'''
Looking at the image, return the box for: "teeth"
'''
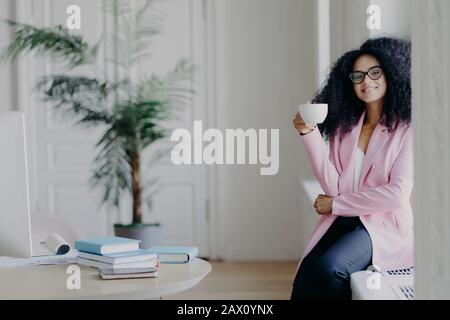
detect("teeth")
[363,87,377,93]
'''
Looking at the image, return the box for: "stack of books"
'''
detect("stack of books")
[75,237,159,278]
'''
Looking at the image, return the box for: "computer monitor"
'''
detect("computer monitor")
[0,112,33,258]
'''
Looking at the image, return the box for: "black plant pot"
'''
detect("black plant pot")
[114,223,163,249]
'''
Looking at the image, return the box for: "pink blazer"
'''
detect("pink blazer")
[297,110,414,273]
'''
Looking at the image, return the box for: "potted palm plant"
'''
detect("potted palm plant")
[1,0,194,248]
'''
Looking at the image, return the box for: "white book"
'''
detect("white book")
[77,257,159,269]
[99,267,158,280]
[77,250,157,264]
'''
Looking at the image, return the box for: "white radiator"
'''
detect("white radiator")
[351,267,414,300]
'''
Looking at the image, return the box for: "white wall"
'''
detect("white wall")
[213,0,317,260]
[315,0,331,88]
[369,0,411,39]
[0,0,15,111]
[329,0,411,63]
[412,0,450,300]
[330,0,370,63]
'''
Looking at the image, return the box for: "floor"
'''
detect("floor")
[165,261,298,300]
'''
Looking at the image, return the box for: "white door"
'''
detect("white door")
[13,0,210,256]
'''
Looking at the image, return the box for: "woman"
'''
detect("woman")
[291,37,413,300]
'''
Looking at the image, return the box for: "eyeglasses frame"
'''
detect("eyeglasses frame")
[349,65,384,84]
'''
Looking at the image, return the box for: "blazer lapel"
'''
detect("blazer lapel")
[358,119,391,189]
[340,110,366,172]
[339,110,392,192]
[335,111,365,194]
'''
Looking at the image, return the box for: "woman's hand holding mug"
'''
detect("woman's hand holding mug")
[293,102,328,135]
[293,113,316,135]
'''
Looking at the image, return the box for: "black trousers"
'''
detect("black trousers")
[291,216,373,300]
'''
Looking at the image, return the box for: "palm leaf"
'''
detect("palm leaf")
[37,75,115,127]
[102,0,133,16]
[105,0,165,71]
[91,127,131,206]
[138,58,196,111]
[1,20,97,68]
[133,100,170,148]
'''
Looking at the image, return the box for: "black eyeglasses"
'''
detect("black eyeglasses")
[349,66,383,84]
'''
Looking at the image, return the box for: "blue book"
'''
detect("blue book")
[146,246,198,263]
[75,237,141,255]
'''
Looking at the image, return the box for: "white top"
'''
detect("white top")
[353,147,365,192]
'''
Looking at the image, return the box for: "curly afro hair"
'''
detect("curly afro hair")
[313,37,411,140]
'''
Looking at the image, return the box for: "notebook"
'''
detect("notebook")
[146,246,198,263]
[77,257,159,269]
[78,249,157,264]
[99,267,158,280]
[75,237,140,254]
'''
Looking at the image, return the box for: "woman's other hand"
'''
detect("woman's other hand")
[314,194,334,215]
[293,113,316,135]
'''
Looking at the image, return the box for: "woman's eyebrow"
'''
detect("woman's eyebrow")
[352,65,381,73]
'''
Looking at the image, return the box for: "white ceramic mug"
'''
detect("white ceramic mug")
[298,103,328,124]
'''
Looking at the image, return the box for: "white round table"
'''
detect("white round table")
[0,258,211,299]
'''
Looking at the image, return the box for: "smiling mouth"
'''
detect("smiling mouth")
[362,87,378,93]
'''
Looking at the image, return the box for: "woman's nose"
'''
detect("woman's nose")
[362,76,375,86]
